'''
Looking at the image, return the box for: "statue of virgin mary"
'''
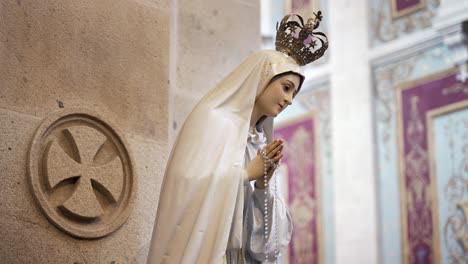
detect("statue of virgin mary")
[147,13,328,264]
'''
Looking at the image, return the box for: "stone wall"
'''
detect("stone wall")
[0,0,260,262]
[169,0,261,143]
[0,0,170,262]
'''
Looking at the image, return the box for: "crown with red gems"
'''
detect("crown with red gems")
[275,12,329,66]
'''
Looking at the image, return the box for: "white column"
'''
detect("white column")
[260,0,273,37]
[328,0,378,263]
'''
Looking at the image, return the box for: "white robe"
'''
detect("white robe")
[147,50,303,264]
[225,126,292,263]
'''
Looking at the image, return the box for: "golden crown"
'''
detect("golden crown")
[275,12,329,66]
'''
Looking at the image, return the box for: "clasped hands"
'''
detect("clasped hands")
[245,139,283,189]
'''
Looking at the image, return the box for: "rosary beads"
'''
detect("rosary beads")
[261,148,279,263]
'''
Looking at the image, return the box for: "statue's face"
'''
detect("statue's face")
[255,74,301,117]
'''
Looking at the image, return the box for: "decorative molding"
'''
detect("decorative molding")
[28,109,135,239]
[426,100,468,264]
[374,54,423,159]
[370,28,442,67]
[450,201,468,262]
[371,0,440,46]
[373,36,454,162]
[396,68,468,264]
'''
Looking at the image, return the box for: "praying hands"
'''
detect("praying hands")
[245,139,283,188]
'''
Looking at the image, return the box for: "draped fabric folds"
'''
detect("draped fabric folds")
[147,50,303,264]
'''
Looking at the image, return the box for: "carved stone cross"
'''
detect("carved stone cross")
[46,126,123,220]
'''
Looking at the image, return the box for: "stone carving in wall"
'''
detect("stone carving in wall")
[28,109,135,239]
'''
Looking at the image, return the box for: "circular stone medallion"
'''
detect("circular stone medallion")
[28,109,135,239]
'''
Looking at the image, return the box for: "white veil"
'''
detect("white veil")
[147,50,303,264]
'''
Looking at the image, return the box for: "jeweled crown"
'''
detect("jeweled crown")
[275,12,329,66]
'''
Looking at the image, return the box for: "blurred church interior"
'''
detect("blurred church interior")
[0,0,467,263]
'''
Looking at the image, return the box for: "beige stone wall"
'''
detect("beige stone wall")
[0,0,260,263]
[0,0,170,262]
[169,0,261,142]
